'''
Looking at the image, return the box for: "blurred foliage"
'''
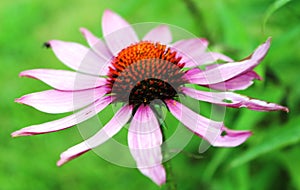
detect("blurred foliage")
[1,0,300,189]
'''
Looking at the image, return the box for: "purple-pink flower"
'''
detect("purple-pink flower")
[12,10,288,185]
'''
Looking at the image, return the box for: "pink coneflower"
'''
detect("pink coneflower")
[12,10,288,185]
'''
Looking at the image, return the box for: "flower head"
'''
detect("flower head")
[12,10,288,185]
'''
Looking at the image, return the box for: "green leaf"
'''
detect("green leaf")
[263,0,292,32]
[214,1,249,50]
[229,117,300,168]
[278,147,300,189]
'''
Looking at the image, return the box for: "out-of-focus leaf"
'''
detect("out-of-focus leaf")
[214,1,249,50]
[229,117,300,168]
[249,161,280,190]
[278,147,300,189]
[263,0,292,32]
[203,148,230,181]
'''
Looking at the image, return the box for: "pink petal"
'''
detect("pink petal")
[57,105,133,166]
[207,70,262,91]
[165,100,251,147]
[11,96,114,137]
[182,87,288,112]
[183,38,271,84]
[80,28,113,60]
[209,52,234,63]
[212,127,252,147]
[128,105,166,185]
[172,38,208,65]
[47,40,109,75]
[15,87,108,114]
[184,52,233,68]
[20,69,107,91]
[102,10,139,56]
[143,25,172,44]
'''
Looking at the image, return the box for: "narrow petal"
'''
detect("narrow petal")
[185,68,261,90]
[11,96,114,137]
[184,52,233,68]
[15,87,108,114]
[57,105,133,166]
[182,87,288,112]
[172,38,208,65]
[143,25,172,44]
[207,71,261,91]
[208,52,233,63]
[128,105,166,185]
[80,28,113,60]
[185,52,233,67]
[183,38,271,84]
[20,69,107,91]
[102,10,139,56]
[212,127,252,147]
[47,40,109,75]
[165,100,251,147]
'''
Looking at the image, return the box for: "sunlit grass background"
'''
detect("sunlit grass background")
[1,0,300,189]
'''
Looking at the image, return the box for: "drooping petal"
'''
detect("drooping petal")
[143,25,172,44]
[128,105,166,185]
[183,38,271,84]
[15,87,108,114]
[182,87,289,112]
[165,100,251,147]
[20,69,107,91]
[184,52,233,68]
[212,127,252,147]
[80,27,113,60]
[189,52,233,67]
[207,70,262,91]
[102,10,139,56]
[47,40,109,76]
[11,96,114,137]
[57,105,133,166]
[172,38,208,65]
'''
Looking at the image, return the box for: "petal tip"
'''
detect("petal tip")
[11,131,20,137]
[56,159,66,167]
[46,40,58,47]
[11,130,30,137]
[155,167,167,186]
[158,24,168,29]
[212,128,253,147]
[19,71,27,77]
[79,27,90,41]
[265,37,272,48]
[79,27,87,34]
[200,38,209,46]
[283,107,289,113]
[157,177,166,186]
[43,41,51,48]
[15,97,25,104]
[57,152,71,167]
[103,9,113,15]
[103,9,116,20]
[44,39,59,48]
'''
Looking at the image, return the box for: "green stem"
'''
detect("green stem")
[151,105,177,189]
[163,157,177,190]
[161,127,177,190]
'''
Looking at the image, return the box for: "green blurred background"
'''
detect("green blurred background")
[1,0,300,189]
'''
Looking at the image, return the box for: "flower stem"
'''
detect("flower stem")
[163,157,177,190]
[161,126,177,190]
[152,105,178,189]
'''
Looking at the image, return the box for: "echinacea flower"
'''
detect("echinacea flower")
[12,10,288,185]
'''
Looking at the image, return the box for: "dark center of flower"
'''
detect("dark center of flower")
[107,41,186,107]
